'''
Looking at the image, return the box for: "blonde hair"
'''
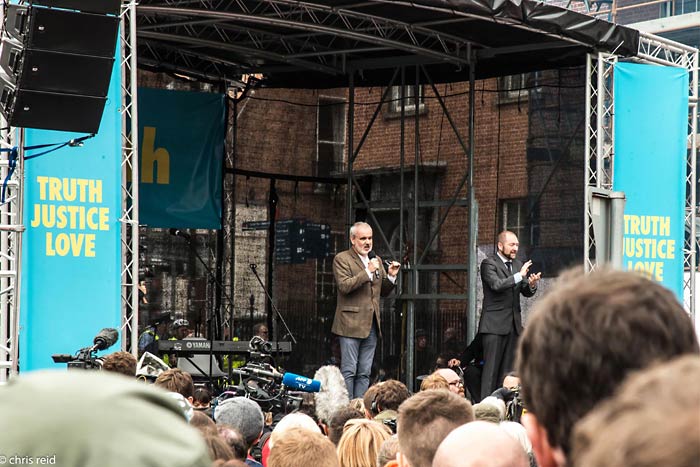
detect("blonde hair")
[420,372,449,391]
[268,427,338,467]
[337,419,392,467]
[349,397,366,413]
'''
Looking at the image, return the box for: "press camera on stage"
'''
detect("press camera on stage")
[51,327,118,370]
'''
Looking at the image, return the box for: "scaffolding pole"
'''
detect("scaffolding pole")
[120,1,140,353]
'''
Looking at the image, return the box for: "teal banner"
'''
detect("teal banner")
[138,88,224,229]
[613,62,688,299]
[20,45,123,370]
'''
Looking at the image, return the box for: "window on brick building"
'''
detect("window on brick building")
[499,74,528,102]
[500,198,531,246]
[316,231,344,300]
[388,85,425,114]
[316,97,346,178]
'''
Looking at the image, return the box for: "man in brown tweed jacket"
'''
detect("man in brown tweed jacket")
[332,221,400,398]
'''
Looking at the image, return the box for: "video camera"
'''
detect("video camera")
[215,337,320,415]
[51,328,119,370]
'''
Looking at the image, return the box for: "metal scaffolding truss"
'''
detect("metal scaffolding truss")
[137,0,472,74]
[584,33,698,319]
[134,0,640,88]
[0,125,22,382]
[584,52,616,272]
[121,1,141,354]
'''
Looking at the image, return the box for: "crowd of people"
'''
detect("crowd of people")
[1,262,698,466]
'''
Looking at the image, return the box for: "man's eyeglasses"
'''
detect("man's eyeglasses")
[448,380,464,387]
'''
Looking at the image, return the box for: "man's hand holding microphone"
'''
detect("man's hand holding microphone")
[367,251,401,279]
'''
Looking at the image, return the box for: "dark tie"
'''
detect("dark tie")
[506,261,513,274]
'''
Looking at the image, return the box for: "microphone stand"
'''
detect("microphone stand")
[180,234,234,387]
[248,263,297,364]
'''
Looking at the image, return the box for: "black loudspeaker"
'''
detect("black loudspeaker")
[6,6,119,57]
[0,3,120,133]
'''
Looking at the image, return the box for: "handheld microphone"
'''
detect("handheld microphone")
[93,328,118,351]
[169,228,191,241]
[282,372,322,392]
[367,251,380,279]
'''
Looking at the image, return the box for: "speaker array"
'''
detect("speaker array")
[0,1,121,133]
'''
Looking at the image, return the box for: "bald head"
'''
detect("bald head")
[432,421,528,467]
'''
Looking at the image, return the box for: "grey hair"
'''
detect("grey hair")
[214,397,264,448]
[349,222,371,239]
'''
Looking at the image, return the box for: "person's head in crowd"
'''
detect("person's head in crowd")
[420,372,449,391]
[0,370,211,467]
[435,368,465,398]
[474,396,505,422]
[214,397,265,453]
[337,419,392,467]
[434,354,449,369]
[502,371,520,390]
[571,355,700,467]
[328,406,365,445]
[192,386,212,410]
[372,379,411,416]
[499,421,534,467]
[473,403,503,424]
[349,397,366,414]
[212,460,248,467]
[297,392,320,424]
[202,433,236,464]
[252,322,269,340]
[363,384,380,418]
[416,329,428,350]
[102,351,137,377]
[432,421,529,467]
[516,267,699,467]
[268,427,339,467]
[171,318,191,340]
[270,412,321,448]
[314,365,350,429]
[217,425,248,461]
[155,368,195,402]
[190,410,216,431]
[377,434,400,467]
[397,389,474,467]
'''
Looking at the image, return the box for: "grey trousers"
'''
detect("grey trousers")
[338,322,378,399]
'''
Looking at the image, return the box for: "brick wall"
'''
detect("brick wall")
[137,69,584,372]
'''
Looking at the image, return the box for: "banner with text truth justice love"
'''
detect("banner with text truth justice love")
[613,62,688,299]
[20,45,122,371]
[138,88,224,229]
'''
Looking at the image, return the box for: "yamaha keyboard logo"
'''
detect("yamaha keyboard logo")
[185,341,211,350]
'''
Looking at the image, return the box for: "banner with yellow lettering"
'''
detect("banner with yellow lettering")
[20,48,122,370]
[613,62,688,299]
[138,88,224,228]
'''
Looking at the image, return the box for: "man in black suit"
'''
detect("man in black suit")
[478,230,541,400]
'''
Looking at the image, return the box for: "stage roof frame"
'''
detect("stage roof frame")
[135,0,641,87]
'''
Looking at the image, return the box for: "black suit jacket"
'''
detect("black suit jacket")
[478,254,536,336]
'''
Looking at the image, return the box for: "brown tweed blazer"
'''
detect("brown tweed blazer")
[331,249,396,339]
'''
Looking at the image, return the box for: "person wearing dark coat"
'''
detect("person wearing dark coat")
[478,230,540,400]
